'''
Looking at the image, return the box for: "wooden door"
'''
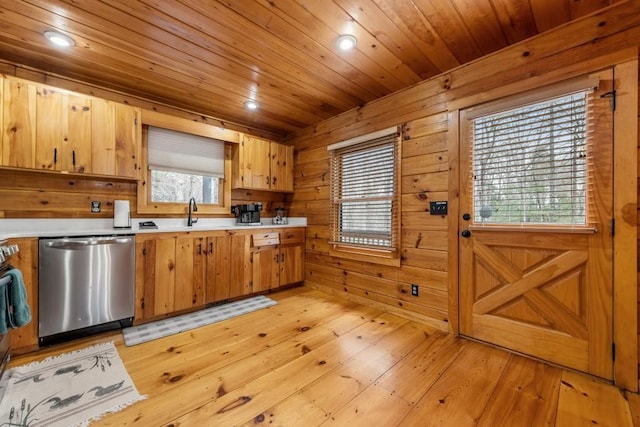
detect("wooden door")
[2,79,36,168]
[270,142,294,191]
[458,72,614,379]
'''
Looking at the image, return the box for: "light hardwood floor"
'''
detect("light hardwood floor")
[11,287,639,426]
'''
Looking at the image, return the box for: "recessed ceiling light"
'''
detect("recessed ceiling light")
[244,100,259,110]
[337,34,357,51]
[43,30,75,47]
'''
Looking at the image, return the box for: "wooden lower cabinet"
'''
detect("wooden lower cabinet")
[252,246,280,292]
[135,231,256,321]
[251,228,305,292]
[6,237,39,353]
[205,233,252,303]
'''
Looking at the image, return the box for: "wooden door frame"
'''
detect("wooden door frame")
[447,53,638,390]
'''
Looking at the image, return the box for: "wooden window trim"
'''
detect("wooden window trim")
[328,128,402,266]
[137,124,233,215]
[329,244,401,267]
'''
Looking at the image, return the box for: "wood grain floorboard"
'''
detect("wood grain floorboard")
[8,286,635,426]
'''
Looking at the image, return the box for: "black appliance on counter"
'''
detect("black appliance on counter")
[231,203,263,225]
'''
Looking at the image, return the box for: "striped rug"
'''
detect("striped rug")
[122,295,277,346]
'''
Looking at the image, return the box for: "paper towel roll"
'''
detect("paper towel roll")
[114,200,131,228]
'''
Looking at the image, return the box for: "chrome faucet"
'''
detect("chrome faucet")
[187,197,198,226]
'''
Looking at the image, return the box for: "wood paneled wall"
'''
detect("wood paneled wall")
[0,169,286,218]
[286,2,640,334]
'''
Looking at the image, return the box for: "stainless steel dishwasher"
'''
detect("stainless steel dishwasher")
[38,235,135,345]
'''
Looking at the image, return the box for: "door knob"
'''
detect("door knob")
[461,230,472,238]
[462,213,471,221]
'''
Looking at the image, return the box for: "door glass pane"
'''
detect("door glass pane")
[472,92,588,225]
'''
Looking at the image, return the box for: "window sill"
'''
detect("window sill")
[329,244,401,267]
[137,202,230,216]
[468,224,598,234]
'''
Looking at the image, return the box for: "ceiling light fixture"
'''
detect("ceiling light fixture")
[244,100,259,110]
[337,34,357,51]
[43,30,76,47]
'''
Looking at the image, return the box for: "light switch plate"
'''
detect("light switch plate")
[429,201,448,215]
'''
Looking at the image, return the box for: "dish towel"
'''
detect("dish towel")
[0,281,6,334]
[3,268,31,330]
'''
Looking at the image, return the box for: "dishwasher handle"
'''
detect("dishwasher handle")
[43,237,134,249]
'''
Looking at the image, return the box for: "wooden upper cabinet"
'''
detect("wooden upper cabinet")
[270,142,294,192]
[2,79,36,169]
[114,103,140,179]
[232,134,294,192]
[1,77,140,179]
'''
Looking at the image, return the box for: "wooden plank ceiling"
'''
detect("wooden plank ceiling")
[0,0,620,136]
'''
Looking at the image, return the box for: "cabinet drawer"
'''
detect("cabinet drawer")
[252,232,280,247]
[280,229,304,245]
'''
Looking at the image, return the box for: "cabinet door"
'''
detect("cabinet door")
[270,142,294,191]
[115,104,140,179]
[7,238,38,352]
[35,85,64,171]
[91,98,116,175]
[211,235,230,302]
[2,79,36,168]
[230,234,252,297]
[138,237,176,318]
[280,245,304,286]
[66,94,92,173]
[174,237,205,311]
[243,135,271,190]
[211,234,252,300]
[252,246,279,292]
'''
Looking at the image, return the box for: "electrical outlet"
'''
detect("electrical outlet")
[91,201,101,213]
[411,284,419,296]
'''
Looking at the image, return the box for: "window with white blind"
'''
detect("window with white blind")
[147,126,225,205]
[469,90,592,226]
[328,127,401,263]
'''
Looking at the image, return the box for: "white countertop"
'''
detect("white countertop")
[0,217,307,239]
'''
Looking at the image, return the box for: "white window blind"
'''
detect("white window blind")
[471,91,590,225]
[148,126,225,177]
[329,131,399,250]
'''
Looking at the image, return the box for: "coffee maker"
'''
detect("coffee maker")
[231,203,263,225]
